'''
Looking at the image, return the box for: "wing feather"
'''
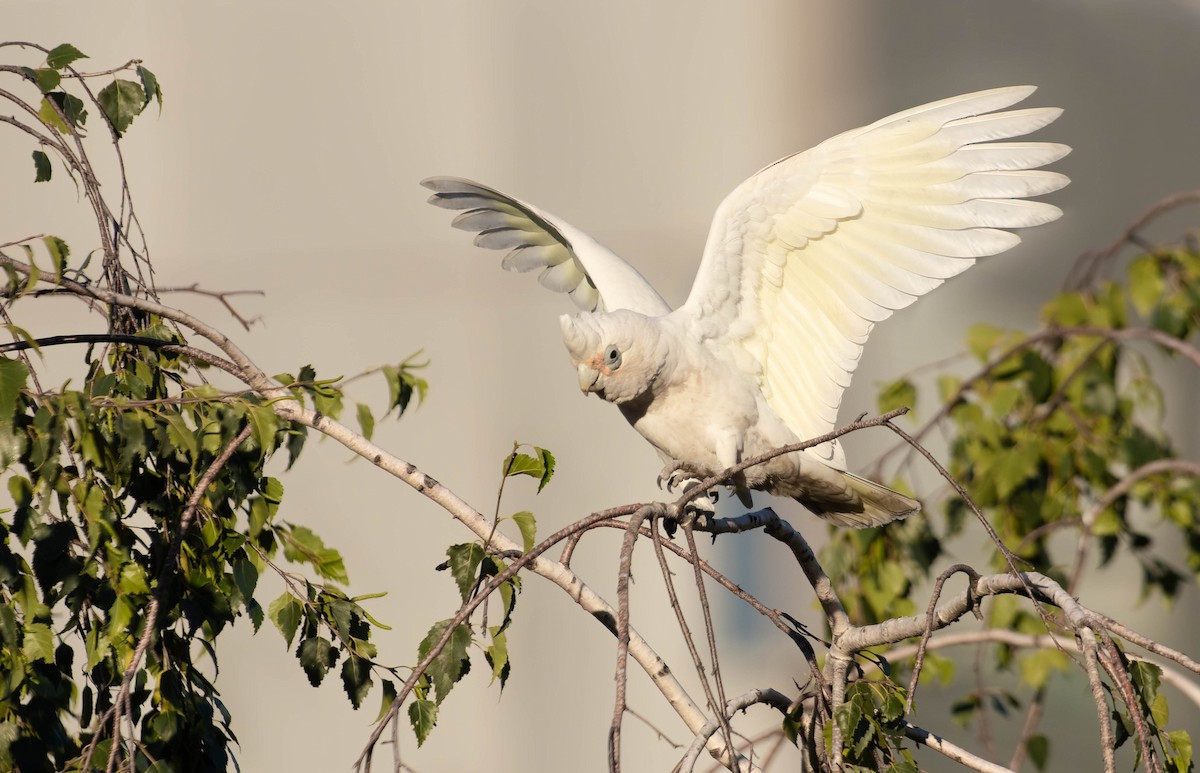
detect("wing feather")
[423,177,671,316]
[675,86,1069,458]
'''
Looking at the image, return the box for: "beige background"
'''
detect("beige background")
[3,2,1199,771]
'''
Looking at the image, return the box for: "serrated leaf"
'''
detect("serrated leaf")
[374,678,397,723]
[248,598,265,633]
[268,592,303,647]
[297,636,338,686]
[485,627,509,688]
[511,511,537,552]
[247,404,279,456]
[536,446,555,492]
[46,43,87,70]
[24,66,61,93]
[22,622,54,663]
[1165,730,1192,772]
[504,451,543,479]
[282,525,349,584]
[42,236,68,280]
[417,620,472,704]
[32,150,51,182]
[97,79,145,136]
[0,359,29,419]
[408,698,437,746]
[39,92,87,134]
[341,656,373,709]
[137,65,162,109]
[445,543,484,602]
[356,402,375,441]
[233,558,258,601]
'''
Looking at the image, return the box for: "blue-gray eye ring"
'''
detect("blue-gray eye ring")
[605,346,621,369]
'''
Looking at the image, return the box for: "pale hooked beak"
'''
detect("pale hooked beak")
[577,364,600,394]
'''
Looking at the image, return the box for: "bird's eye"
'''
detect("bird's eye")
[605,345,622,370]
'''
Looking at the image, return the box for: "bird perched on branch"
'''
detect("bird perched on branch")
[424,86,1069,527]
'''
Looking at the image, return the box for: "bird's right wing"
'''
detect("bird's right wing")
[422,177,672,316]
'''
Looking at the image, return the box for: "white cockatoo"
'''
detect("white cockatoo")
[424,86,1068,527]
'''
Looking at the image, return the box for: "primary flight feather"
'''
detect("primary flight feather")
[424,86,1069,527]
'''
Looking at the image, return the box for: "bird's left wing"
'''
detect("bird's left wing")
[423,177,671,316]
[675,86,1070,463]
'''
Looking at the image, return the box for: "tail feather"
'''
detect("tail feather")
[802,472,920,528]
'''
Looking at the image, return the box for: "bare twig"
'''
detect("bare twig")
[1067,189,1200,289]
[610,504,658,773]
[677,689,791,773]
[683,525,736,764]
[905,564,981,713]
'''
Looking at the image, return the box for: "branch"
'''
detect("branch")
[677,689,791,773]
[902,723,1015,773]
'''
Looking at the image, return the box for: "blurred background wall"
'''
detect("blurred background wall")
[2,2,1198,770]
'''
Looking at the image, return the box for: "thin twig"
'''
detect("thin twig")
[905,564,981,713]
[677,689,791,773]
[609,504,658,773]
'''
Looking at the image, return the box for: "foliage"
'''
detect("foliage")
[818,239,1200,769]
[0,45,427,772]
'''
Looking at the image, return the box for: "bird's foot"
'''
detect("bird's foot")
[662,481,716,536]
[657,461,708,493]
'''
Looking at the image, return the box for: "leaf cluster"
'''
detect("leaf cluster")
[820,240,1200,770]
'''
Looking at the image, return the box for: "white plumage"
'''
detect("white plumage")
[425,86,1069,527]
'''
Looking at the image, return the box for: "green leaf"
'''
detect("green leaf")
[374,678,397,723]
[1027,734,1049,771]
[46,43,87,70]
[1019,649,1069,689]
[536,446,555,492]
[0,358,29,419]
[485,627,510,688]
[39,91,88,133]
[268,592,303,647]
[1128,255,1165,318]
[505,452,543,479]
[97,79,146,136]
[417,620,472,704]
[341,656,373,709]
[445,543,484,602]
[878,377,917,418]
[24,66,61,93]
[32,150,51,182]
[42,236,68,280]
[356,402,375,441]
[22,622,54,663]
[233,558,258,601]
[512,511,537,552]
[137,65,163,109]
[282,525,349,584]
[1150,692,1169,727]
[297,636,338,686]
[1165,730,1192,772]
[967,323,1007,361]
[247,404,279,455]
[408,698,437,746]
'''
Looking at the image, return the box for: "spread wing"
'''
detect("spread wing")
[423,177,671,317]
[675,86,1070,465]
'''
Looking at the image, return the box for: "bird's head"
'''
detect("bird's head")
[559,310,664,405]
